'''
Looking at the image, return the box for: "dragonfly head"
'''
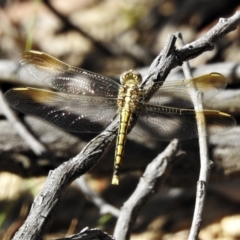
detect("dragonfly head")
[120,70,142,85]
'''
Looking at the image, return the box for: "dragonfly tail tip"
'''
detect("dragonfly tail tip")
[111,175,119,185]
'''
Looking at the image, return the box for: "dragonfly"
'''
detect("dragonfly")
[4,51,235,185]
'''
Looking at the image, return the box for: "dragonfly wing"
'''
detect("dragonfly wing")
[5,88,117,133]
[20,51,120,98]
[132,105,235,141]
[149,73,227,108]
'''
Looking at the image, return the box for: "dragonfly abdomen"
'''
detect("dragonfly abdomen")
[112,107,132,185]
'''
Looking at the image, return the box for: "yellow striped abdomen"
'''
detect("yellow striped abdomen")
[112,108,132,185]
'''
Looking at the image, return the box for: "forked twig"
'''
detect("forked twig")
[176,32,212,240]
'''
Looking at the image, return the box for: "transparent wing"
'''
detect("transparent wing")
[20,51,120,98]
[148,73,227,108]
[5,87,118,133]
[132,105,236,141]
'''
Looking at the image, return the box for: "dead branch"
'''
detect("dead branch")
[175,32,210,240]
[12,119,118,240]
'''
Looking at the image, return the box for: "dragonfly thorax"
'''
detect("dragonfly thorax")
[120,70,142,85]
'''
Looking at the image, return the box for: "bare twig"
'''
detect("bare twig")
[113,139,181,240]
[56,227,114,240]
[75,176,120,217]
[176,32,211,240]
